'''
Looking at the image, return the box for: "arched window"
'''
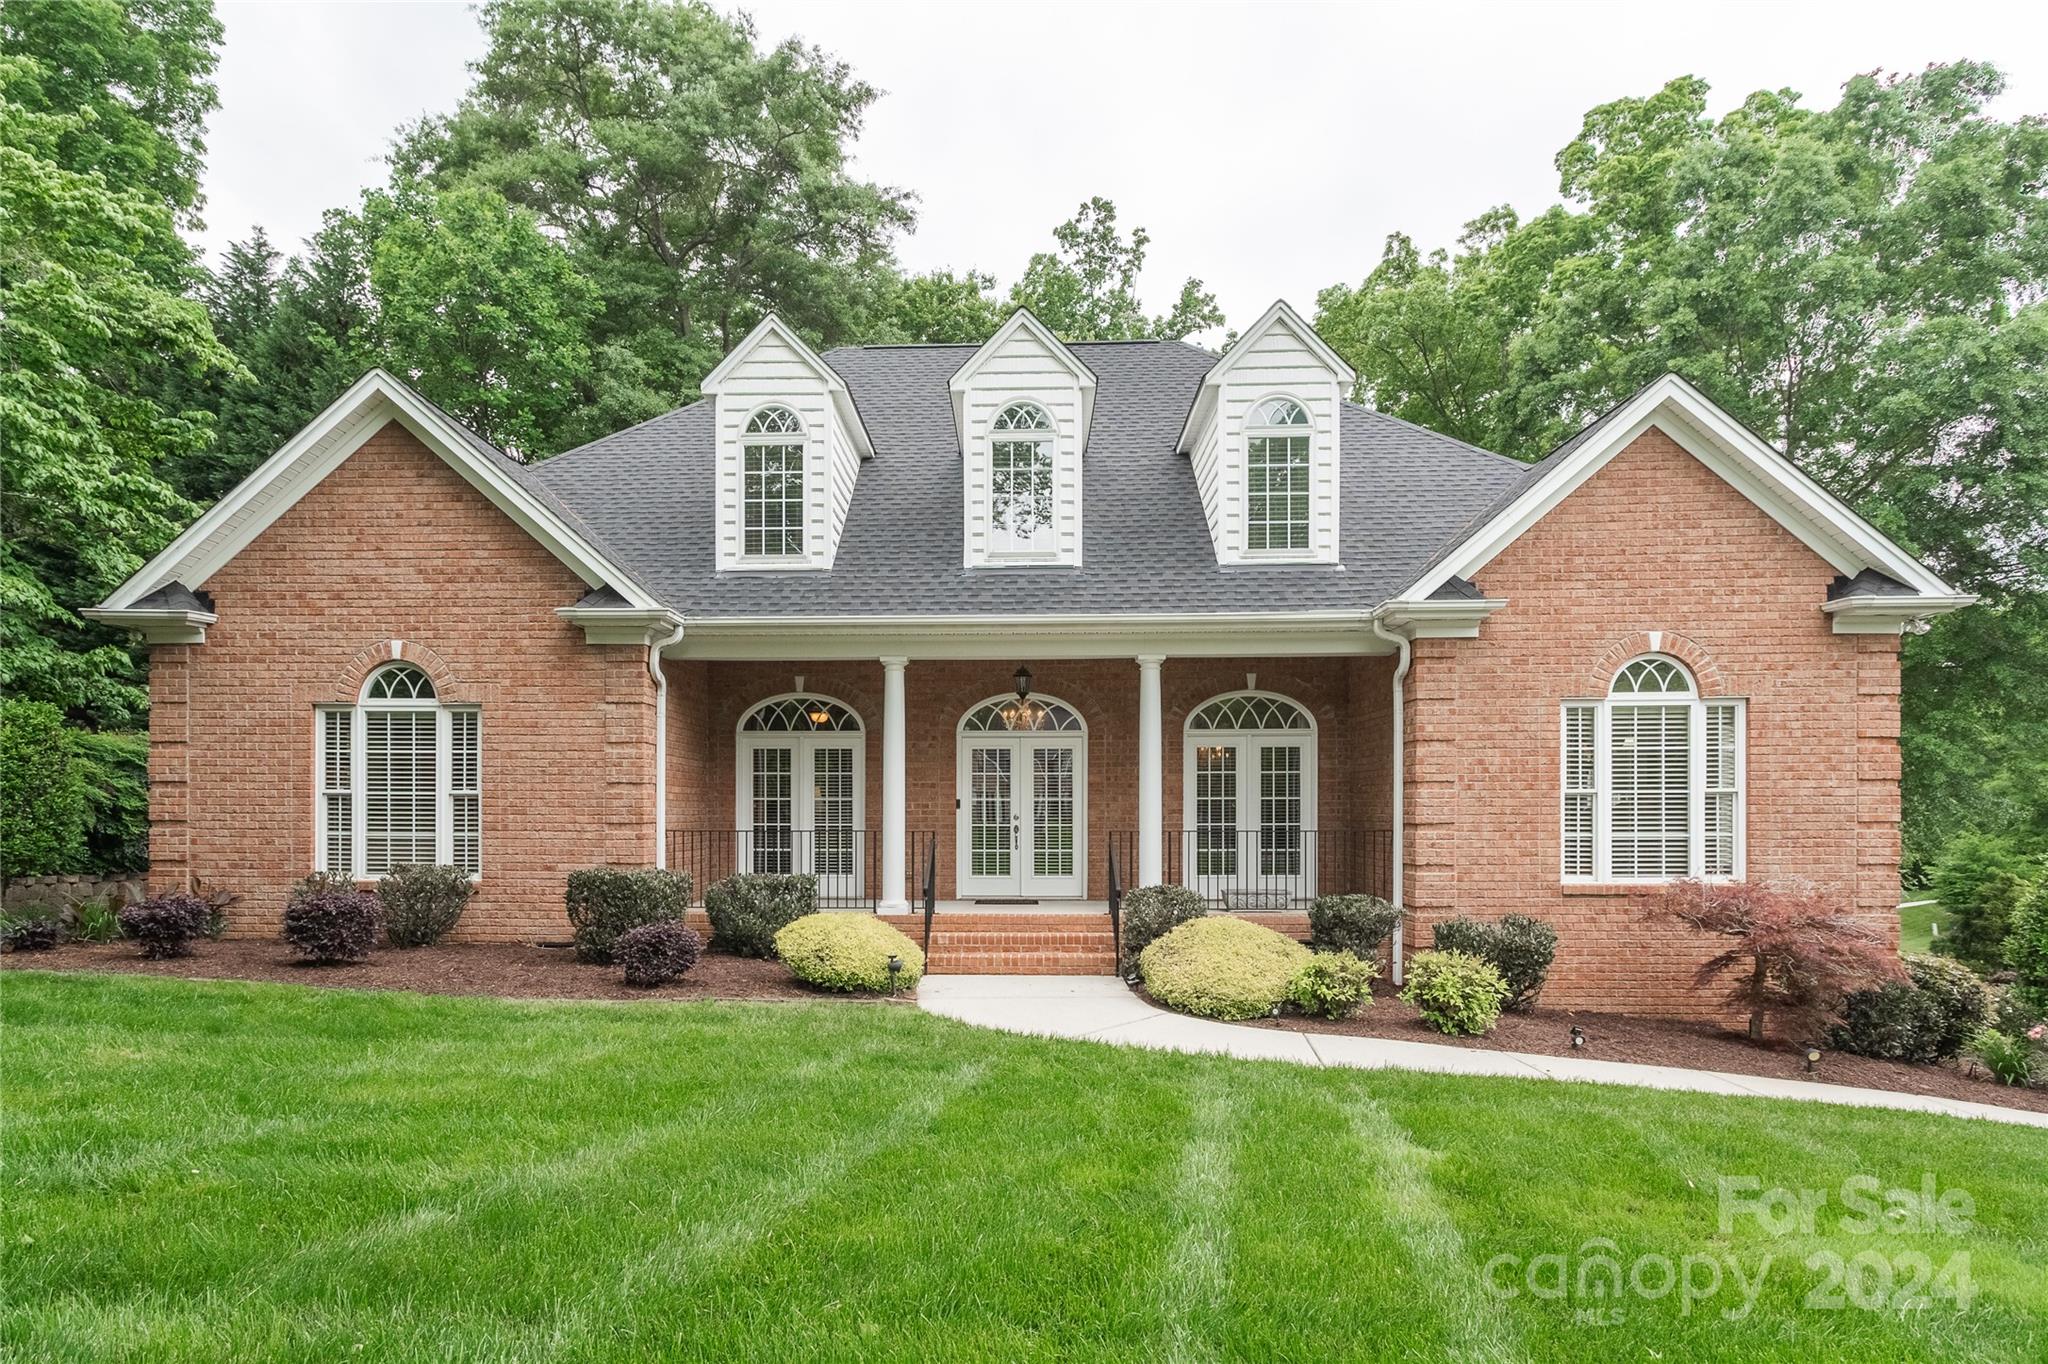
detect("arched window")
[1562,655,1743,881]
[959,696,1085,732]
[317,663,481,880]
[989,401,1055,555]
[742,405,805,558]
[735,695,864,885]
[1245,397,1311,553]
[1183,691,1317,886]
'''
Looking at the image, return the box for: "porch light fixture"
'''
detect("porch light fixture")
[997,665,1038,731]
[805,702,835,728]
[1013,666,1033,700]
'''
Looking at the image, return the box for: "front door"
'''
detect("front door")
[957,735,1086,898]
[1190,735,1313,904]
[741,735,863,901]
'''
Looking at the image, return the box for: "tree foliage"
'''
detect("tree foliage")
[1010,196,1222,341]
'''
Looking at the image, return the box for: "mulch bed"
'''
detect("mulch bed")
[1,939,910,1005]
[1217,978,2048,1114]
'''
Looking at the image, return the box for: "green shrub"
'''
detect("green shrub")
[1831,954,1991,1063]
[775,913,923,992]
[1400,949,1508,1036]
[1117,884,1208,973]
[1,700,89,879]
[703,873,815,958]
[1968,1027,2041,1087]
[615,920,703,987]
[2004,882,2048,1015]
[283,887,382,963]
[1930,832,2038,972]
[1287,950,1378,1019]
[193,880,239,940]
[1991,987,2043,1041]
[119,892,209,959]
[1,905,64,952]
[564,868,691,964]
[68,895,123,943]
[71,729,148,873]
[1307,894,1400,958]
[1431,914,1558,1011]
[290,870,361,905]
[380,864,476,947]
[1138,916,1311,1021]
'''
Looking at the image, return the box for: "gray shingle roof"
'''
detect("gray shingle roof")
[530,340,1533,619]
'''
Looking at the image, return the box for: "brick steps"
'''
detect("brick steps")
[881,913,1117,975]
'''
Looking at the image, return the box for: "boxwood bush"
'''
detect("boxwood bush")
[118,891,211,959]
[1117,884,1208,974]
[1288,950,1378,1019]
[564,868,691,964]
[1831,953,1990,1063]
[2005,883,2048,1015]
[704,873,816,958]
[1431,913,1557,1011]
[1138,916,1311,1021]
[615,920,703,988]
[1400,949,1508,1036]
[775,913,923,992]
[1307,894,1400,958]
[381,863,475,947]
[283,887,382,964]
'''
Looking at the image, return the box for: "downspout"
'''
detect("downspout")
[1369,615,1412,985]
[648,620,687,868]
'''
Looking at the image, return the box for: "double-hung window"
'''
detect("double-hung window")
[317,663,482,879]
[1561,656,1743,882]
[1245,397,1312,552]
[742,405,805,558]
[989,401,1055,556]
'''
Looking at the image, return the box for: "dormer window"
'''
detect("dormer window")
[990,401,1056,555]
[1245,398,1312,553]
[742,405,805,558]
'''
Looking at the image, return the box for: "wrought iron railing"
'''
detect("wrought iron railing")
[667,829,937,913]
[920,837,938,953]
[1104,828,1393,911]
[1106,838,1124,965]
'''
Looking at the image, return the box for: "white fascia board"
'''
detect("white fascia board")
[97,369,665,613]
[701,314,874,458]
[1175,299,1354,455]
[555,606,687,646]
[673,610,1394,661]
[1821,592,1977,635]
[1399,375,1960,603]
[78,606,217,645]
[1372,598,1509,640]
[948,308,1098,455]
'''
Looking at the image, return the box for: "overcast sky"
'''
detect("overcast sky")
[200,0,2048,339]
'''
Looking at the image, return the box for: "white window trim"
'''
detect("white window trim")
[1180,691,1320,890]
[314,670,482,882]
[1561,662,1745,886]
[1241,393,1315,558]
[986,401,1059,563]
[740,406,808,563]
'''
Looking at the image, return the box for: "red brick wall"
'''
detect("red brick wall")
[157,423,658,941]
[1403,426,1902,1016]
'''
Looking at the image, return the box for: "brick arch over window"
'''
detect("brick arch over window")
[1588,631,1729,698]
[330,640,468,704]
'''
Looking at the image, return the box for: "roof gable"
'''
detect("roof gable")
[1175,300,1355,454]
[700,315,874,459]
[948,309,1098,453]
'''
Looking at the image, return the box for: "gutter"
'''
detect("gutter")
[1369,614,1412,986]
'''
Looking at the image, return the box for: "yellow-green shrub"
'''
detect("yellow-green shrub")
[1139,916,1311,1021]
[1400,949,1507,1036]
[775,913,924,992]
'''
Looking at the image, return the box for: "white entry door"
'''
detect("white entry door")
[957,734,1087,899]
[739,735,863,901]
[1189,735,1314,903]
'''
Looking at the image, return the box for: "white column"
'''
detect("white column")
[880,656,909,911]
[1137,654,1165,886]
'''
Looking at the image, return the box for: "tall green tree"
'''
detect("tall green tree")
[868,268,1006,344]
[1316,63,2048,862]
[394,0,913,427]
[1010,196,1223,341]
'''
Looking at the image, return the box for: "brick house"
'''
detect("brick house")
[88,302,1969,1009]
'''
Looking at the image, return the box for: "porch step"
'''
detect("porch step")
[882,912,1117,976]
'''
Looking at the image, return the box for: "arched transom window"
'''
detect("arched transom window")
[1187,693,1312,732]
[1245,397,1312,553]
[742,405,805,558]
[960,696,1084,732]
[1183,691,1317,886]
[1562,655,1744,881]
[740,696,863,732]
[735,694,864,885]
[989,401,1055,555]
[317,662,481,880]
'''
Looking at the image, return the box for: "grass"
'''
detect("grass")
[4,971,2046,1363]
[1901,897,1943,955]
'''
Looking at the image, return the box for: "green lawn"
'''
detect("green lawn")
[1901,898,1943,955]
[3,972,2044,1363]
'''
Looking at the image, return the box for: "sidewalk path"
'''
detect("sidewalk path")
[917,975,2048,1130]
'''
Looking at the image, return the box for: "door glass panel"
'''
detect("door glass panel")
[1032,746,1075,878]
[812,745,855,876]
[1259,744,1303,876]
[970,747,1012,878]
[751,746,793,873]
[1194,744,1238,876]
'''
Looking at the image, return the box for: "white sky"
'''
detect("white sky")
[200,0,2048,340]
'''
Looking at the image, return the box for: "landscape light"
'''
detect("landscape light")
[1569,1026,1585,1050]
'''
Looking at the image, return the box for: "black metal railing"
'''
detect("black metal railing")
[667,829,937,912]
[920,838,938,953]
[1106,838,1124,965]
[1104,828,1393,911]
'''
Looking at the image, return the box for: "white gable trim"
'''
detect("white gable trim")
[95,369,664,613]
[948,309,1098,454]
[1175,299,1355,455]
[1398,375,1963,606]
[701,315,874,459]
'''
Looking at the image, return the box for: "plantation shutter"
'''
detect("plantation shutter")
[1703,701,1741,877]
[1608,703,1691,879]
[1561,704,1595,876]
[450,709,481,876]
[365,708,437,874]
[319,709,353,874]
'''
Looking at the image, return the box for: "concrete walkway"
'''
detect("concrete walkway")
[917,975,2048,1130]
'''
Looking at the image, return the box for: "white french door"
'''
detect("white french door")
[957,735,1087,898]
[737,735,863,901]
[1187,735,1315,902]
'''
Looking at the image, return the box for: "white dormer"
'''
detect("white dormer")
[700,315,873,571]
[1176,300,1354,565]
[950,309,1096,567]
